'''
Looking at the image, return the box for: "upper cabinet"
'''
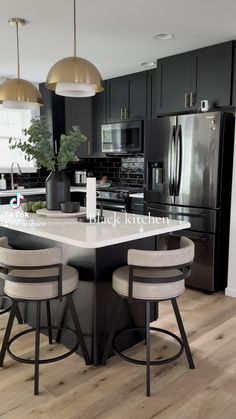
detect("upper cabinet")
[92,87,107,157]
[106,72,147,122]
[155,41,233,116]
[156,53,196,115]
[65,97,93,158]
[195,42,233,108]
[39,83,65,153]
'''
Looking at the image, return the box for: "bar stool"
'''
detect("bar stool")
[102,236,195,397]
[0,237,22,323]
[0,246,91,395]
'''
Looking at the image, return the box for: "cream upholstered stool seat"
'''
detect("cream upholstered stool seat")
[0,245,90,395]
[113,266,185,300]
[103,236,195,397]
[5,265,78,300]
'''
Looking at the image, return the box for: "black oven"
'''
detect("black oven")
[101,121,143,154]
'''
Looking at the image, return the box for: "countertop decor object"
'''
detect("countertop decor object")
[60,201,80,213]
[0,18,43,110]
[9,117,87,210]
[46,0,103,97]
[36,208,85,218]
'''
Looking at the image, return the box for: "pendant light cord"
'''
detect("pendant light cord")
[73,0,77,57]
[16,21,20,79]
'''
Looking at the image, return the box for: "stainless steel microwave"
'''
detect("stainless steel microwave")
[101,121,143,154]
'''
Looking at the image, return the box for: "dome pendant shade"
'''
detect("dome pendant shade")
[0,78,43,109]
[0,18,43,110]
[46,56,103,96]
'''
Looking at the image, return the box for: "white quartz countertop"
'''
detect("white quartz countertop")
[0,205,190,249]
[0,186,86,197]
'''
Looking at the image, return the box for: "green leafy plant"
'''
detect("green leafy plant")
[9,117,87,171]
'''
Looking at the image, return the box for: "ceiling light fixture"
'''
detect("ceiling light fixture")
[0,18,43,110]
[46,0,103,97]
[153,33,174,41]
[140,61,156,68]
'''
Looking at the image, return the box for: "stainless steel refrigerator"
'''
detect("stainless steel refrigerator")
[144,112,235,292]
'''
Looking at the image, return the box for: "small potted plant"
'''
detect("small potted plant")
[9,117,87,210]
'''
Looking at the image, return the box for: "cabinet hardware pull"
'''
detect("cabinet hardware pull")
[184,93,189,108]
[125,108,128,119]
[88,141,91,155]
[54,140,58,155]
[120,108,123,120]
[190,91,194,107]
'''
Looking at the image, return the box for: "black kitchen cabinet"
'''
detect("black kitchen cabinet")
[147,68,158,119]
[92,87,107,157]
[231,42,236,106]
[106,72,147,122]
[156,53,196,115]
[106,77,129,122]
[156,41,233,115]
[65,97,93,158]
[39,83,65,153]
[129,197,144,214]
[195,42,233,108]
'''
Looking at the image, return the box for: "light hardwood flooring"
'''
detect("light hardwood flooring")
[0,289,236,419]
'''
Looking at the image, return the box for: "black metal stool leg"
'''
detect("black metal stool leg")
[34,301,41,396]
[171,298,195,369]
[67,294,91,365]
[15,305,23,324]
[101,298,124,365]
[24,301,28,323]
[154,301,159,320]
[145,301,151,397]
[0,300,18,366]
[56,298,68,343]
[46,301,53,344]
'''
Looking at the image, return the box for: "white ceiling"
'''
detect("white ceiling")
[0,0,236,83]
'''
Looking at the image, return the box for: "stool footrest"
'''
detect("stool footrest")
[7,326,79,365]
[0,295,12,315]
[112,326,184,366]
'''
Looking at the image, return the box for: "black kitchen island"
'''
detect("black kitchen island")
[0,206,189,364]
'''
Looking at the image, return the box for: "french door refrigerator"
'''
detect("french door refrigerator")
[144,112,235,292]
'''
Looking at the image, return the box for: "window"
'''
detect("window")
[0,106,39,173]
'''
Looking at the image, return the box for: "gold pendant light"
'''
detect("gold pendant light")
[0,18,43,110]
[46,0,103,97]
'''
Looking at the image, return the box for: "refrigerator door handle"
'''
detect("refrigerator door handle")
[168,126,176,196]
[174,124,182,196]
[147,207,207,218]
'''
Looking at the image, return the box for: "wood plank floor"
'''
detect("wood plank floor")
[0,289,236,419]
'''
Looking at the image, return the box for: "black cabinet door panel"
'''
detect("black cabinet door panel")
[196,42,233,107]
[65,97,92,158]
[107,77,129,122]
[157,54,196,115]
[129,72,147,120]
[92,89,106,157]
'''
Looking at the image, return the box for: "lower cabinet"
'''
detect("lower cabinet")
[129,197,144,214]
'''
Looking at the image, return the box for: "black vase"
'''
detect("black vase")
[46,171,70,210]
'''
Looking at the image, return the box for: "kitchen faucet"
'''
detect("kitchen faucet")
[11,162,22,190]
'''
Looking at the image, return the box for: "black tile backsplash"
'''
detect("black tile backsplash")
[3,168,50,190]
[2,157,144,189]
[70,156,144,187]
